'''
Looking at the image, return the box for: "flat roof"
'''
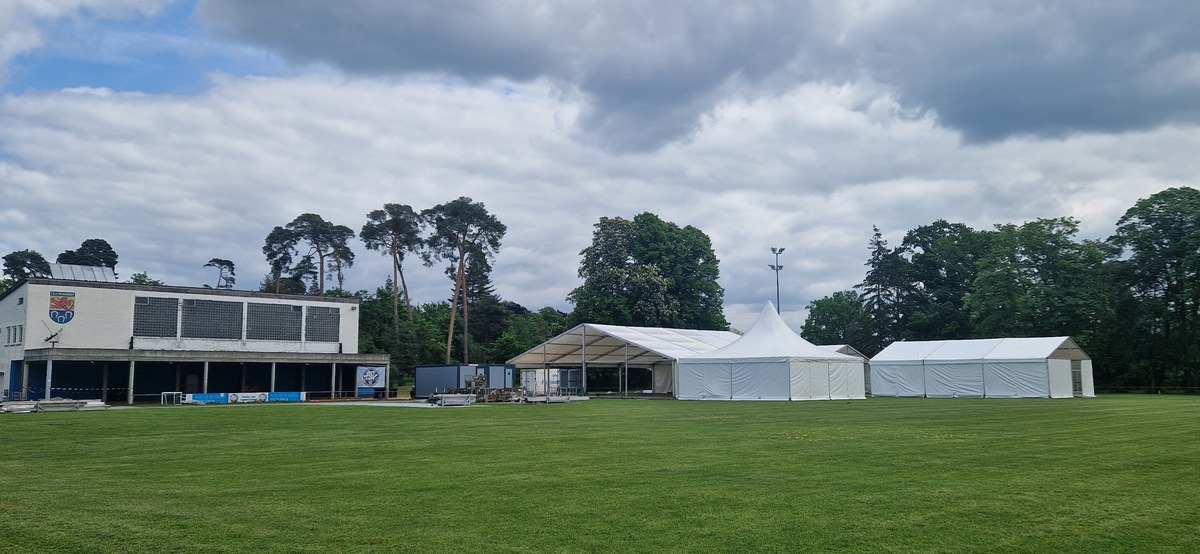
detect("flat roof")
[3,278,360,305]
[22,347,388,365]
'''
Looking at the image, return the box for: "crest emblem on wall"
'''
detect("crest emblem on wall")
[49,291,76,324]
[362,367,381,387]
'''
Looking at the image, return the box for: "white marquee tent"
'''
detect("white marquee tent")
[677,303,866,401]
[507,323,739,395]
[870,336,1094,398]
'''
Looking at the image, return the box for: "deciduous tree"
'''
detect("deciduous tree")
[801,290,873,353]
[129,272,164,286]
[569,213,727,329]
[900,220,990,340]
[1109,187,1200,391]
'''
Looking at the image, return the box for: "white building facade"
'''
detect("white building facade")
[1,277,388,403]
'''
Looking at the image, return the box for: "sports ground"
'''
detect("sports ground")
[1,396,1197,552]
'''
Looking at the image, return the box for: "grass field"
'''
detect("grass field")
[1,396,1198,553]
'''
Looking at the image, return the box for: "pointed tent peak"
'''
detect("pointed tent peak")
[685,301,858,360]
[747,301,792,336]
[760,301,778,318]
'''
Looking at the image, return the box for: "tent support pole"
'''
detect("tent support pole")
[623,343,629,398]
[580,326,587,397]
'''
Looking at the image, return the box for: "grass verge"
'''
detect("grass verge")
[1,396,1198,552]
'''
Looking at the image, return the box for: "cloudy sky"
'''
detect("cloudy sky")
[2,1,1198,332]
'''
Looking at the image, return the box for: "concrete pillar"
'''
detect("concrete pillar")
[102,364,110,403]
[127,360,135,405]
[44,359,53,400]
[330,363,337,399]
[270,362,277,393]
[203,361,210,393]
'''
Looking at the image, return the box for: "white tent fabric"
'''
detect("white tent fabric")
[678,303,865,401]
[508,323,739,394]
[819,345,871,395]
[870,336,1095,398]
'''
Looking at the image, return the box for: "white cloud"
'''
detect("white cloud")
[2,72,1194,333]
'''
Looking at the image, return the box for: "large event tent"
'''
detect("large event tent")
[677,303,866,401]
[507,324,739,395]
[870,336,1094,398]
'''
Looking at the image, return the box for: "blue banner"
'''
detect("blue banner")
[185,392,306,404]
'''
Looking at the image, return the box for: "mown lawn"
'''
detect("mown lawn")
[1,396,1198,553]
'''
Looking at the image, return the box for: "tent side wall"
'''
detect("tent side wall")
[731,359,790,401]
[924,363,985,398]
[677,360,732,400]
[870,362,925,397]
[789,360,831,401]
[982,361,1050,398]
[828,361,866,400]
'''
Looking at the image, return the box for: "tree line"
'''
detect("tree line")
[2,199,727,386]
[800,187,1200,392]
[11,188,1195,392]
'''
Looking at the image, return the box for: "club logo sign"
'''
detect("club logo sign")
[357,366,384,388]
[49,291,76,324]
[361,367,381,387]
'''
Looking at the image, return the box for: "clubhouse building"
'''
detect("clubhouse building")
[1,266,389,404]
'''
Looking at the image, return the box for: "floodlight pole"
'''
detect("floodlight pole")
[769,247,785,313]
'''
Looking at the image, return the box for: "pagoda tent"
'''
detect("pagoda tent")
[677,303,866,401]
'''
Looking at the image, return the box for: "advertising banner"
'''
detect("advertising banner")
[185,392,307,404]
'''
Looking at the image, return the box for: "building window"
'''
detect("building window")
[17,324,22,344]
[305,306,340,342]
[181,299,243,340]
[247,303,302,341]
[17,297,24,305]
[133,297,179,337]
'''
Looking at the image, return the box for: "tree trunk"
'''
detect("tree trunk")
[444,258,466,364]
[462,282,470,364]
[399,268,414,324]
[391,250,401,330]
[316,251,326,294]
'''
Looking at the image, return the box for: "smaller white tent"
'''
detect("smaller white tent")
[677,303,866,401]
[870,336,1094,398]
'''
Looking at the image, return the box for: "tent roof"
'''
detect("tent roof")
[818,344,868,360]
[685,302,859,360]
[507,323,739,368]
[871,336,1089,362]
